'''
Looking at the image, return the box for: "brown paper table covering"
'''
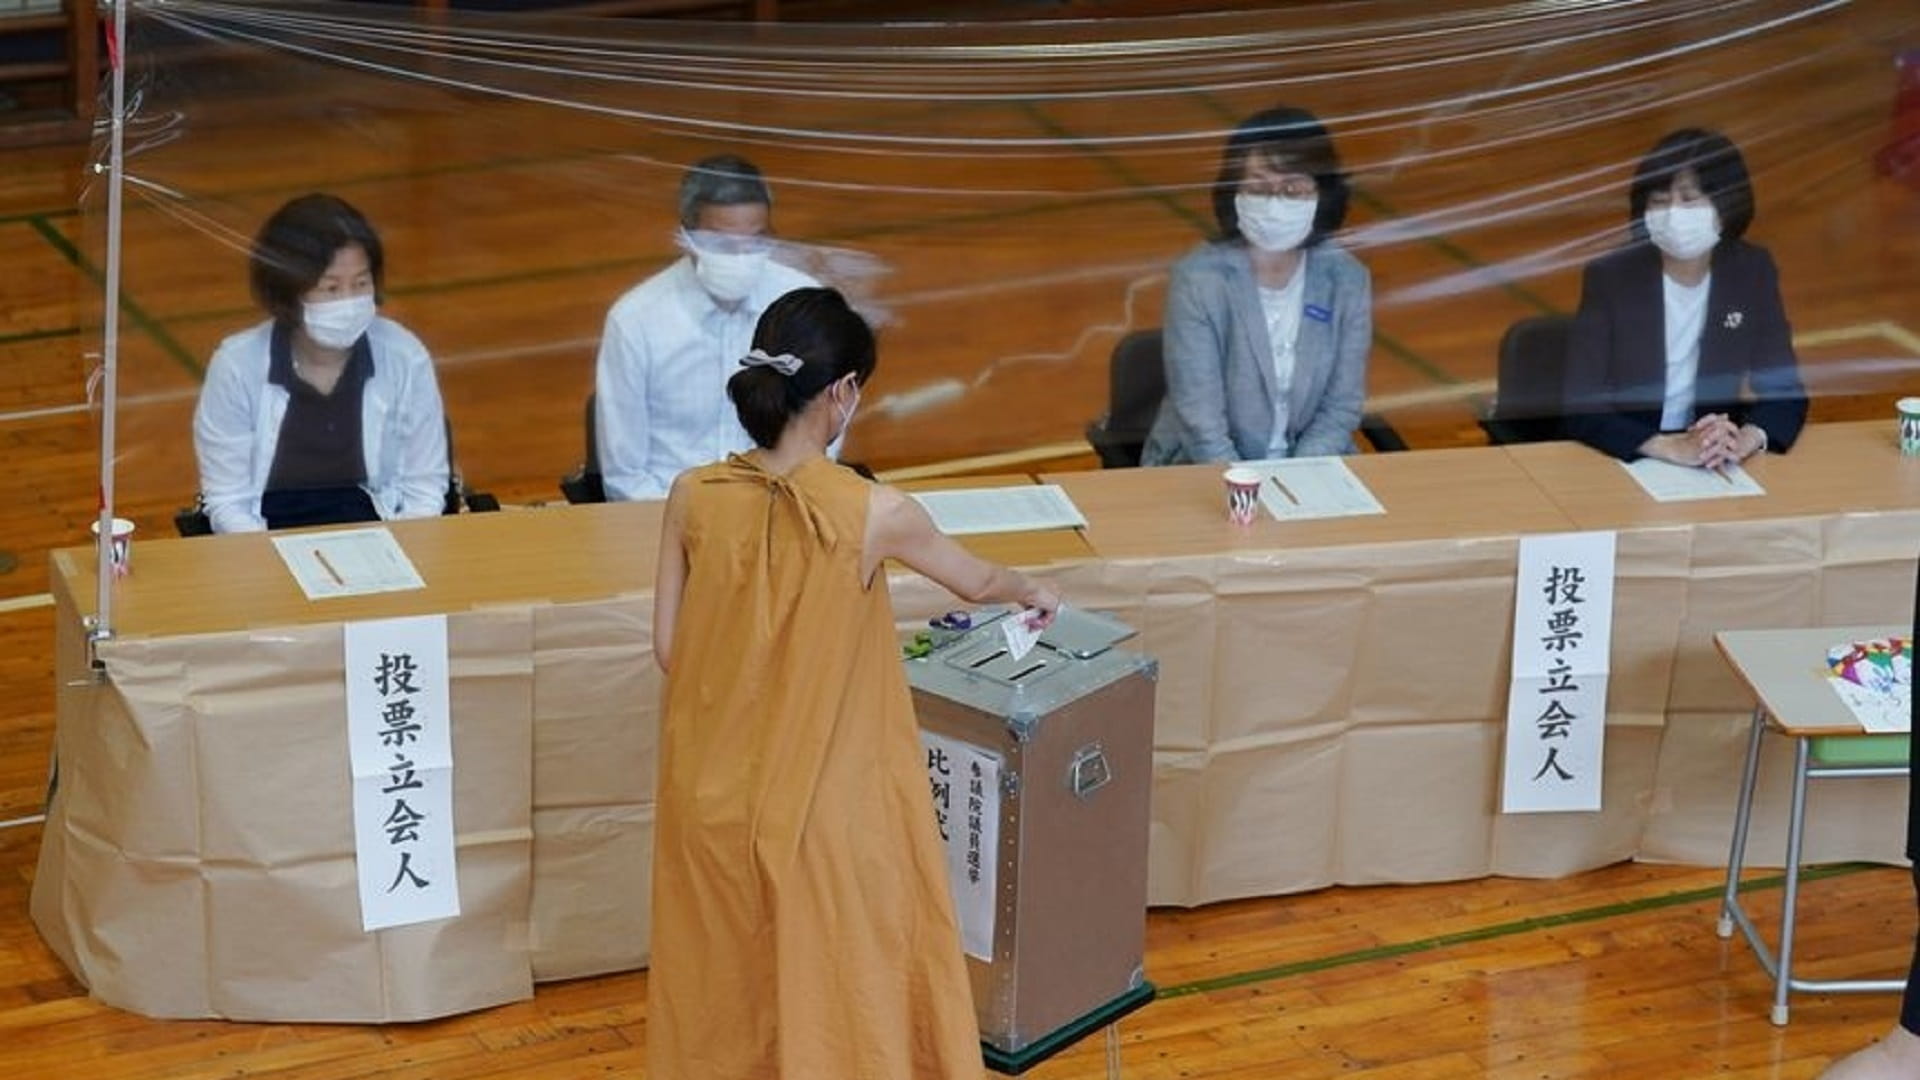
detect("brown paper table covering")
[32,483,1091,1021]
[1508,424,1920,872]
[32,430,1919,1021]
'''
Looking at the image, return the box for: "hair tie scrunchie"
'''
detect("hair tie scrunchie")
[740,348,803,376]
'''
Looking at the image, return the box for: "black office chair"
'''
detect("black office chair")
[1085,329,1169,469]
[175,418,497,537]
[443,418,500,514]
[559,392,607,504]
[1085,327,1409,464]
[1479,314,1574,445]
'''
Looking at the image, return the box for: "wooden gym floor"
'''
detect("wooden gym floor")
[2,0,1920,1075]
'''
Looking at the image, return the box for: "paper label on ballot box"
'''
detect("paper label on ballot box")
[344,615,461,931]
[920,730,1001,961]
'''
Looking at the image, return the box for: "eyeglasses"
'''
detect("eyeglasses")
[1240,176,1318,200]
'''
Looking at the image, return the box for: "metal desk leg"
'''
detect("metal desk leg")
[1771,736,1814,1027]
[1718,708,1768,939]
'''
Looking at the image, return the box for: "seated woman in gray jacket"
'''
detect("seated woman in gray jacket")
[1142,105,1372,465]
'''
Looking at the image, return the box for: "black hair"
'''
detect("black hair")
[1627,128,1755,242]
[249,193,385,326]
[727,287,877,449]
[1211,105,1351,247]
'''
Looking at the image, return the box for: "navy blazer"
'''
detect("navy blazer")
[1562,240,1808,461]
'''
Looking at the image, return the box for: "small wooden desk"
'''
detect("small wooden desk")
[1713,625,1910,1025]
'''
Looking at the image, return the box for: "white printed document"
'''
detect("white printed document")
[920,730,1002,961]
[1245,457,1387,522]
[1622,458,1765,502]
[272,527,427,600]
[913,485,1088,536]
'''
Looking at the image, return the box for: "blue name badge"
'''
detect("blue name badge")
[1304,304,1333,323]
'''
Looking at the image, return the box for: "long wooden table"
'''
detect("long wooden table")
[31,425,1919,1022]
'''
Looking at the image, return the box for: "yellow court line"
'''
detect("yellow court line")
[0,593,54,614]
[1793,320,1920,355]
[876,441,1092,482]
[1870,320,1920,357]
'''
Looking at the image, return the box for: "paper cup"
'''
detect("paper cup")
[1899,398,1920,457]
[90,517,135,577]
[1222,467,1262,526]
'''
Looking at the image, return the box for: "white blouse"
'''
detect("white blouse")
[1659,272,1711,431]
[1258,265,1308,457]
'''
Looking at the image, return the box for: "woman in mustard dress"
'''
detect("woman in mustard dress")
[649,287,1061,1079]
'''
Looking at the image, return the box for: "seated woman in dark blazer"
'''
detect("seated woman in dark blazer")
[1141,105,1372,464]
[1563,128,1807,468]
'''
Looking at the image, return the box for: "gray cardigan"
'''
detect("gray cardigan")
[1142,240,1372,464]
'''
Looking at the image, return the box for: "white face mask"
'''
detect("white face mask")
[302,294,376,350]
[1235,192,1318,252]
[1644,202,1721,260]
[675,227,764,307]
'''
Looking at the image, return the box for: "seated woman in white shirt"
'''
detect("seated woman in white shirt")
[1562,128,1808,466]
[1141,105,1373,465]
[192,194,449,533]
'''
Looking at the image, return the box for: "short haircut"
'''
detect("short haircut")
[1211,105,1351,248]
[1628,128,1755,241]
[249,193,385,326]
[678,154,773,230]
[727,287,877,449]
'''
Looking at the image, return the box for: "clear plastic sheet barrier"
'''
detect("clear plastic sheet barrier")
[74,0,1920,525]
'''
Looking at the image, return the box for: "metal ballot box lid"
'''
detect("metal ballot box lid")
[904,607,1153,736]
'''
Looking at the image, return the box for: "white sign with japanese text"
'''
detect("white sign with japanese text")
[920,729,1001,961]
[1502,532,1617,814]
[344,615,460,931]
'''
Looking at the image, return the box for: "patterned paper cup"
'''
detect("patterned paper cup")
[1223,467,1262,526]
[1899,397,1920,457]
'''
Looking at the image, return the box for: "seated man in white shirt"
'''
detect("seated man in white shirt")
[595,155,819,501]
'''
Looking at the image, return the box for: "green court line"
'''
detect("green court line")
[1375,328,1459,386]
[0,325,83,348]
[0,206,79,227]
[1156,863,1884,999]
[1016,101,1213,235]
[26,214,203,378]
[1348,186,1564,319]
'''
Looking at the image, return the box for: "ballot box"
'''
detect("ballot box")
[906,607,1157,1071]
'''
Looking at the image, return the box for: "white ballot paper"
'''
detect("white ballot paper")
[1621,458,1765,502]
[912,485,1088,536]
[1001,609,1044,662]
[272,527,427,600]
[1247,457,1387,521]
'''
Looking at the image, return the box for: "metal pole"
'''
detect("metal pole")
[93,0,130,645]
